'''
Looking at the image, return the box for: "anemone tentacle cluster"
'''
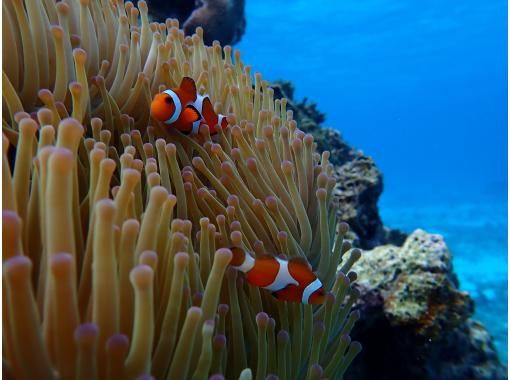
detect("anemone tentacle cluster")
[2,0,362,379]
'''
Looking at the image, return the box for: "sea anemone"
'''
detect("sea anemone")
[2,0,362,379]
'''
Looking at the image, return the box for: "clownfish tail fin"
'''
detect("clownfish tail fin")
[219,114,228,129]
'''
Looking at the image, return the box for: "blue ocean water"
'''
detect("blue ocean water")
[237,0,508,363]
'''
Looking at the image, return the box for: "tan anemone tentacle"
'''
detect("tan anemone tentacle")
[50,25,69,103]
[74,323,99,380]
[42,147,76,363]
[11,0,40,107]
[13,118,38,227]
[2,2,20,92]
[2,72,24,123]
[51,253,80,380]
[4,256,55,380]
[26,0,51,89]
[56,2,77,86]
[125,264,154,378]
[92,199,120,378]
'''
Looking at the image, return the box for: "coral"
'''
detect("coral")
[332,156,386,249]
[347,229,506,380]
[2,1,361,379]
[147,0,246,45]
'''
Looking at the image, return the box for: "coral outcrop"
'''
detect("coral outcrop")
[347,229,506,380]
[333,157,387,249]
[147,0,246,45]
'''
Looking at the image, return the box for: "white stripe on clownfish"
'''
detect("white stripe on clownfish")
[302,278,322,304]
[191,94,206,135]
[231,251,255,272]
[262,258,299,292]
[164,89,209,134]
[217,114,226,129]
[163,89,182,124]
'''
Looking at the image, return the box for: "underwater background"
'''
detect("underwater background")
[237,0,508,362]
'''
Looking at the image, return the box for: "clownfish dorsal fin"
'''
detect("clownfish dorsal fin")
[288,257,316,286]
[179,77,197,102]
[181,105,202,123]
[288,257,312,271]
[201,96,218,126]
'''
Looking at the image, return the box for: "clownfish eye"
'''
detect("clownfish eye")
[164,96,173,104]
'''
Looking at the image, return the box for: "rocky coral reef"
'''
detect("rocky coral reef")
[348,230,506,380]
[147,0,246,46]
[272,80,506,379]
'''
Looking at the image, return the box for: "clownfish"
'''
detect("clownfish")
[150,77,228,135]
[230,247,326,304]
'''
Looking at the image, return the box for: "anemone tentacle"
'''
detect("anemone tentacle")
[2,1,362,379]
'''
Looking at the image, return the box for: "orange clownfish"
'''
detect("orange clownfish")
[150,77,228,136]
[230,247,326,304]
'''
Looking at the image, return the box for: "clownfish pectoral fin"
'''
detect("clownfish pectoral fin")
[181,105,202,124]
[179,77,197,101]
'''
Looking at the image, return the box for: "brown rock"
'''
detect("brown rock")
[346,230,506,380]
[184,0,246,45]
[147,0,246,46]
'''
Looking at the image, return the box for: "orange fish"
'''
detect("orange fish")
[150,77,228,135]
[230,247,326,304]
